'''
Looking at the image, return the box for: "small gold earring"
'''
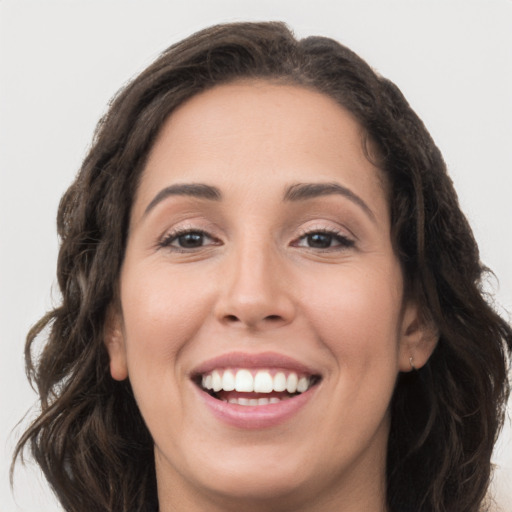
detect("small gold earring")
[409,356,416,371]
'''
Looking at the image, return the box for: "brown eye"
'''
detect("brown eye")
[295,230,355,250]
[160,229,218,250]
[306,233,334,249]
[176,232,205,248]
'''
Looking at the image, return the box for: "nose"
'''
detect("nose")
[214,241,296,330]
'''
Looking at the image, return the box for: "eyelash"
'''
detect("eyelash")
[293,228,355,251]
[158,227,355,252]
[158,228,219,252]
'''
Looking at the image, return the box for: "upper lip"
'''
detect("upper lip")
[190,351,321,378]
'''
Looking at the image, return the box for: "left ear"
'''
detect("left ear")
[104,304,129,381]
[398,301,439,372]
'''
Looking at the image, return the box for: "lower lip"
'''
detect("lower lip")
[196,385,318,429]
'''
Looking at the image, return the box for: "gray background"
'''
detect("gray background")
[1,1,511,510]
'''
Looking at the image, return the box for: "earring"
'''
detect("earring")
[409,356,416,371]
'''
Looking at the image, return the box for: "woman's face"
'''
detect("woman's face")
[106,82,431,511]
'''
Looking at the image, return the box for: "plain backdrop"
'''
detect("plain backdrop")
[1,1,511,510]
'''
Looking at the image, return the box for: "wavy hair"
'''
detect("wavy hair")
[13,21,512,512]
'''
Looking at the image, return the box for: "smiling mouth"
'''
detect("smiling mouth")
[194,368,322,405]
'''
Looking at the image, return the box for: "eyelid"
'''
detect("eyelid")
[157,221,223,251]
[154,219,356,252]
[159,228,213,247]
[291,223,356,250]
[295,220,355,239]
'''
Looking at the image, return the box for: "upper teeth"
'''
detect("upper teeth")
[201,369,312,394]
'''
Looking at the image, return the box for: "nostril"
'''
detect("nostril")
[222,313,282,325]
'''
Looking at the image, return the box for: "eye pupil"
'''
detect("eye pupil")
[178,232,204,248]
[307,233,332,248]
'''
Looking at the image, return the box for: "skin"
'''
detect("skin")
[105,82,437,512]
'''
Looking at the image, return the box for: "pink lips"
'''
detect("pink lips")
[191,351,318,376]
[191,351,321,429]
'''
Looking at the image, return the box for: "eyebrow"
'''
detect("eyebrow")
[143,181,376,223]
[144,183,221,216]
[284,182,376,222]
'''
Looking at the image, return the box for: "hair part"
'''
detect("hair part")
[13,21,512,512]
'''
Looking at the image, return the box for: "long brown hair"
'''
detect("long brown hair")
[13,21,512,512]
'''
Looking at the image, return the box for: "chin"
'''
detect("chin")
[191,466,319,511]
[156,442,324,509]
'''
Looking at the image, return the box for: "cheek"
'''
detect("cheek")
[119,264,216,387]
[299,262,403,372]
[118,264,220,444]
[286,263,404,466]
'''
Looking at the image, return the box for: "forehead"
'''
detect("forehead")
[151,81,368,164]
[133,81,387,219]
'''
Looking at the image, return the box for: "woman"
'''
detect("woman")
[13,21,512,512]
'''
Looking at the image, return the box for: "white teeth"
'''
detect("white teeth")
[203,374,213,390]
[273,372,287,392]
[254,371,273,393]
[269,397,281,404]
[212,370,222,392]
[235,369,254,392]
[297,376,309,393]
[286,373,298,393]
[201,368,314,395]
[222,370,235,391]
